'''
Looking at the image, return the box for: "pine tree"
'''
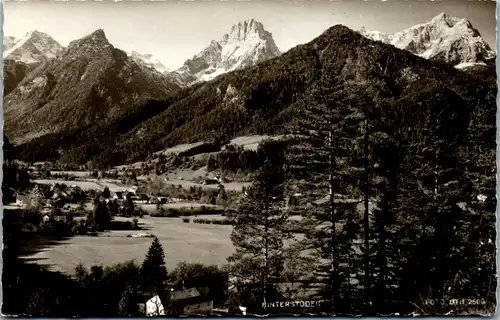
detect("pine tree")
[369,136,402,314]
[284,78,364,314]
[227,161,290,313]
[392,88,474,314]
[102,187,111,199]
[90,201,110,231]
[141,237,168,293]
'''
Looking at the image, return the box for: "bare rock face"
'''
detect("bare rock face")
[167,18,281,87]
[359,12,496,68]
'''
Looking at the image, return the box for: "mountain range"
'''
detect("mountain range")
[3,13,496,168]
[359,12,496,68]
[4,29,180,144]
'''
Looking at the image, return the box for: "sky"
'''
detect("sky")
[3,0,497,70]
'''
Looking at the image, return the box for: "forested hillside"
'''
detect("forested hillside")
[4,29,180,145]
[11,25,496,170]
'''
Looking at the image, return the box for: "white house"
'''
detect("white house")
[145,287,213,316]
[146,295,165,316]
[15,198,24,207]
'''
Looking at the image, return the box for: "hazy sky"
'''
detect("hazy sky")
[3,0,496,69]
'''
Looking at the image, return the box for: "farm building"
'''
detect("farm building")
[112,191,124,200]
[203,178,219,185]
[148,196,169,204]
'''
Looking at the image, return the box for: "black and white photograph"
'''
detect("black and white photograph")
[1,0,497,316]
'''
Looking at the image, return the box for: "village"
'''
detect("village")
[2,160,245,316]
[6,160,233,222]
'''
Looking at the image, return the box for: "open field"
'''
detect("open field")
[21,216,234,275]
[164,179,249,192]
[49,171,92,177]
[33,179,105,191]
[226,135,279,151]
[115,135,284,171]
[86,178,132,192]
[32,179,131,192]
[162,168,250,192]
[139,202,223,213]
[154,142,206,157]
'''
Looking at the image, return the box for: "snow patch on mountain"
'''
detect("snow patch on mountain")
[3,31,64,64]
[4,36,21,51]
[169,18,281,86]
[127,50,170,73]
[359,12,496,68]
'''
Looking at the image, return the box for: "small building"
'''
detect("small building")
[203,178,219,185]
[53,215,68,223]
[127,186,139,195]
[145,287,213,316]
[158,197,169,204]
[15,194,31,209]
[146,294,165,316]
[15,197,24,207]
[148,196,159,205]
[112,191,124,200]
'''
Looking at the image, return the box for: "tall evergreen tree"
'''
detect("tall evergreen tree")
[369,135,403,314]
[227,161,290,313]
[141,237,168,294]
[392,87,474,314]
[89,201,111,231]
[285,78,364,314]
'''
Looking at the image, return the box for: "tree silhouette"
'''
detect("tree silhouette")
[141,237,168,293]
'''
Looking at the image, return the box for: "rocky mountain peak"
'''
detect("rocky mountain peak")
[69,29,109,48]
[223,18,267,42]
[66,29,113,57]
[359,13,495,67]
[24,30,50,40]
[170,18,281,86]
[3,30,64,64]
[4,36,20,51]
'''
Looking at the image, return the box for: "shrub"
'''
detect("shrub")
[182,218,190,223]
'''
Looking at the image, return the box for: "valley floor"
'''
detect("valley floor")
[21,216,234,275]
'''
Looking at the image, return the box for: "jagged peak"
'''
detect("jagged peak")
[24,30,52,39]
[235,18,264,31]
[433,12,449,20]
[223,18,270,42]
[428,12,472,29]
